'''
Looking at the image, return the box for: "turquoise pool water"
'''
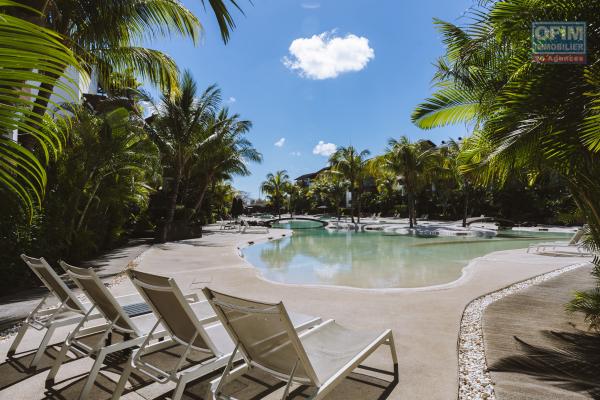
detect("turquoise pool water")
[242,227,572,288]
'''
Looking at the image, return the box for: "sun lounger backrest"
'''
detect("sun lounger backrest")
[203,288,318,385]
[21,254,85,313]
[569,227,586,245]
[128,270,214,352]
[61,261,139,335]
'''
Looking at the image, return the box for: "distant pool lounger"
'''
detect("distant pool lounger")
[112,270,321,400]
[240,219,269,234]
[9,255,144,369]
[203,287,398,400]
[527,227,588,254]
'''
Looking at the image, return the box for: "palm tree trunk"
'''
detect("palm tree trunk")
[407,191,414,228]
[188,172,214,221]
[357,191,361,223]
[162,169,182,242]
[76,180,102,231]
[462,188,469,228]
[350,189,355,223]
[412,195,417,226]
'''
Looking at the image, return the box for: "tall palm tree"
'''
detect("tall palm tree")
[186,108,261,220]
[149,72,221,242]
[328,146,370,223]
[0,1,83,214]
[380,137,438,228]
[412,0,600,327]
[260,170,291,218]
[308,173,348,220]
[438,138,471,227]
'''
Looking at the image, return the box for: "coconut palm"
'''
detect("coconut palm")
[308,173,348,220]
[149,72,222,242]
[438,138,472,227]
[412,0,600,327]
[261,170,291,218]
[328,146,370,223]
[186,108,261,220]
[379,137,439,228]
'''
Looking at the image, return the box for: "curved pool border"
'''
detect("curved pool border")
[233,229,583,293]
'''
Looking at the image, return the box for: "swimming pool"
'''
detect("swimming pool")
[241,227,573,288]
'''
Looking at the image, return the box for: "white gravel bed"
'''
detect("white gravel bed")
[458,261,590,400]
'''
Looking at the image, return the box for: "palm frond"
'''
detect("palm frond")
[0,1,83,214]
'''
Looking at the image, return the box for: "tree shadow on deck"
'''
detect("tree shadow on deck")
[490,330,600,399]
[44,359,397,400]
[170,364,398,400]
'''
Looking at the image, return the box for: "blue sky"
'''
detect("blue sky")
[146,0,474,198]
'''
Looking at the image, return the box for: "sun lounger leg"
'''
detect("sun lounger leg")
[79,348,107,400]
[171,378,187,400]
[387,332,398,365]
[7,322,29,356]
[46,339,72,387]
[29,325,56,368]
[112,354,134,400]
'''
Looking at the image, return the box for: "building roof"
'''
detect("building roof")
[295,167,330,181]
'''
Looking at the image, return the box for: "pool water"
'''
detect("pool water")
[242,228,572,288]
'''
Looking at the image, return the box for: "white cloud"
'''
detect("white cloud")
[227,96,236,103]
[274,137,286,147]
[301,2,320,9]
[290,151,302,156]
[283,30,374,79]
[312,141,337,156]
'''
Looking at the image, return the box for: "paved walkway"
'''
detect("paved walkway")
[0,238,152,331]
[483,264,597,399]
[0,227,591,399]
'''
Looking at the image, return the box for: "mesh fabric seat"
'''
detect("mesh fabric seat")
[111,270,320,400]
[203,288,398,400]
[9,255,102,368]
[45,262,212,400]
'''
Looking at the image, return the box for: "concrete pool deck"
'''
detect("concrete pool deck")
[0,226,592,399]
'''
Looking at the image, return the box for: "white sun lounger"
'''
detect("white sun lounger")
[203,288,398,400]
[45,262,216,400]
[8,255,143,369]
[219,219,238,230]
[239,219,269,234]
[527,227,588,254]
[112,270,321,400]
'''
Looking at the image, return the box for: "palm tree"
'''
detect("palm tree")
[260,171,291,218]
[308,173,348,220]
[438,138,472,227]
[186,108,262,221]
[0,1,83,214]
[412,0,600,327]
[14,0,248,149]
[45,106,159,251]
[149,72,221,242]
[328,146,370,223]
[380,137,438,228]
